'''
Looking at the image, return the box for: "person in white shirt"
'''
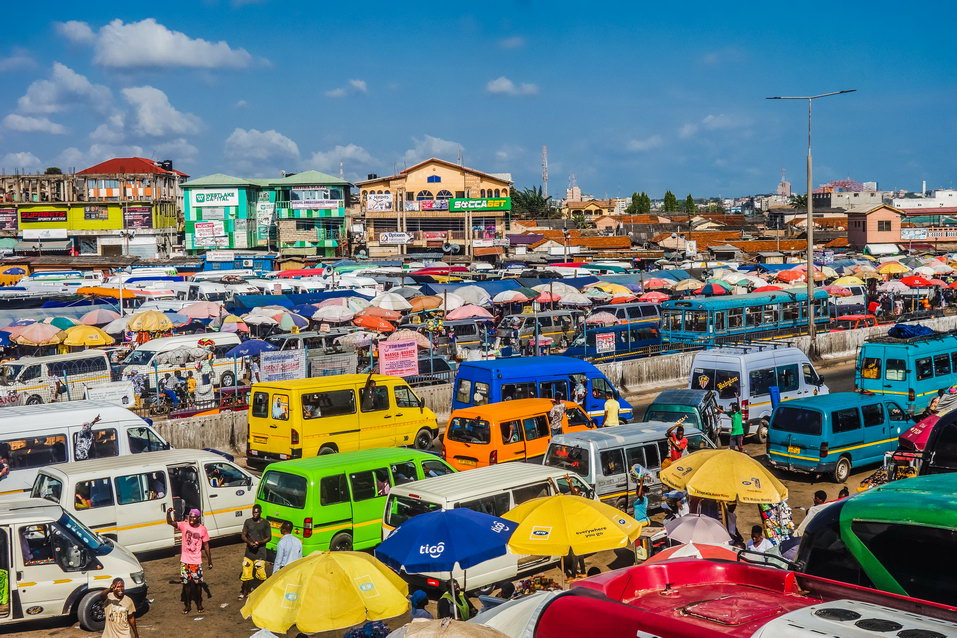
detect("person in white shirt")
[746,524,774,553]
[272,521,303,574]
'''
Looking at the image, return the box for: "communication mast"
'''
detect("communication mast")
[541,145,549,198]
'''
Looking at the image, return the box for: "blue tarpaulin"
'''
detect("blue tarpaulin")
[231,290,368,313]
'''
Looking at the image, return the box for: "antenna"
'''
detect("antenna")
[568,173,577,189]
[339,160,344,180]
[780,168,786,182]
[457,147,463,166]
[541,145,549,198]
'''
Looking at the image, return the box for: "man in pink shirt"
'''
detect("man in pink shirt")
[166,507,213,615]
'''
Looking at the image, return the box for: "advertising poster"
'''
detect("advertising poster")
[256,201,275,241]
[124,206,153,229]
[366,193,393,212]
[194,220,225,238]
[191,188,239,208]
[378,339,419,377]
[261,350,307,382]
[449,197,511,212]
[83,205,109,221]
[233,219,249,249]
[595,332,616,354]
[291,187,340,209]
[20,209,67,223]
[379,232,412,245]
[419,199,450,211]
[0,208,17,231]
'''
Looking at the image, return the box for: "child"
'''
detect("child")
[746,524,773,553]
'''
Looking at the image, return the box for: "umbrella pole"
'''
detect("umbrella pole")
[561,555,566,589]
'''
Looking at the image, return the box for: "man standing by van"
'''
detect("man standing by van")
[166,508,212,615]
[549,395,566,435]
[100,577,138,638]
[602,391,620,426]
[239,504,271,599]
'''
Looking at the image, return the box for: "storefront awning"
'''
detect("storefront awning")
[14,239,73,252]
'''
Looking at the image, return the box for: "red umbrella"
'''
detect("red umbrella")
[694,283,729,296]
[642,278,673,290]
[752,285,784,293]
[536,291,561,303]
[776,270,805,283]
[948,282,957,290]
[638,291,670,303]
[353,315,395,332]
[643,542,739,564]
[901,275,934,288]
[929,278,948,287]
[609,294,638,304]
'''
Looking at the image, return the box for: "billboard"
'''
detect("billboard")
[366,193,393,212]
[190,188,239,208]
[378,339,419,377]
[449,197,511,212]
[901,228,928,241]
[379,232,413,245]
[20,209,67,223]
[261,350,307,382]
[291,187,340,209]
[83,205,109,221]
[124,206,153,229]
[0,208,17,230]
[420,199,449,211]
[256,201,275,242]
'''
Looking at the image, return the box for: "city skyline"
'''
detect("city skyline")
[1,1,954,197]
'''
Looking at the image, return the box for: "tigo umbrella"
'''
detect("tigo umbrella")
[664,513,732,545]
[226,339,277,358]
[643,542,738,564]
[80,308,120,326]
[445,304,492,320]
[660,449,788,504]
[60,325,115,347]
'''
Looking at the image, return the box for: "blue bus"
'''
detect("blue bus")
[563,323,661,363]
[856,331,957,415]
[452,356,633,426]
[659,289,830,345]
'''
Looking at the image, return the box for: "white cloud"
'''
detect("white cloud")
[0,49,35,71]
[626,135,663,151]
[122,86,201,136]
[678,113,743,139]
[678,123,698,139]
[55,20,95,44]
[348,79,368,93]
[152,138,199,162]
[235,99,248,109]
[402,135,461,164]
[486,76,538,96]
[325,88,347,98]
[16,62,111,114]
[89,112,126,143]
[225,128,299,161]
[494,144,524,163]
[499,36,525,49]
[64,19,254,69]
[54,143,146,170]
[1,152,42,170]
[3,114,66,134]
[305,144,375,175]
[325,79,368,98]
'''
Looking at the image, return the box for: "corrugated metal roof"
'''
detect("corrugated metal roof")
[268,170,351,187]
[181,173,263,188]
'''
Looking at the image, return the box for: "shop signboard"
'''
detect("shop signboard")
[0,208,17,230]
[423,231,448,240]
[420,199,449,211]
[901,228,928,241]
[233,219,249,249]
[202,207,226,220]
[261,350,307,382]
[22,228,67,240]
[595,332,616,354]
[20,209,67,223]
[366,193,393,212]
[83,205,109,221]
[378,339,419,378]
[256,201,275,241]
[379,232,413,245]
[449,197,511,212]
[124,206,153,229]
[190,188,239,208]
[205,250,234,262]
[291,187,340,209]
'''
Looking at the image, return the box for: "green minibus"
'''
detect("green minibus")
[255,448,455,555]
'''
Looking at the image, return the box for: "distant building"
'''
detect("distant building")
[777,179,791,198]
[893,189,957,210]
[846,204,904,250]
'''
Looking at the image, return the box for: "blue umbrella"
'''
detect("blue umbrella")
[290,303,318,317]
[0,332,9,347]
[163,312,190,326]
[375,508,515,574]
[2,267,25,275]
[226,339,277,358]
[7,319,35,327]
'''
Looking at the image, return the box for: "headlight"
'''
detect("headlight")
[130,571,145,585]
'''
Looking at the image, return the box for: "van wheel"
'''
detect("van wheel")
[614,497,628,513]
[755,419,769,444]
[318,445,338,455]
[26,395,42,405]
[833,456,852,483]
[77,590,106,632]
[413,428,433,450]
[220,372,236,387]
[330,532,353,551]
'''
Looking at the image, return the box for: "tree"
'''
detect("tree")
[511,186,559,219]
[638,192,652,214]
[705,203,724,213]
[683,194,696,214]
[662,190,678,212]
[44,167,62,175]
[790,194,808,209]
[571,211,589,229]
[625,192,641,214]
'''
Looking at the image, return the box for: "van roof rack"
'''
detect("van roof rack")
[706,340,795,353]
[867,331,956,345]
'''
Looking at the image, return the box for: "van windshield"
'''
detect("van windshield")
[645,409,699,427]
[122,349,155,366]
[385,495,441,527]
[0,364,21,385]
[58,511,112,555]
[772,406,823,436]
[447,417,490,444]
[544,444,590,476]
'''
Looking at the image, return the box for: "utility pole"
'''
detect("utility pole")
[542,145,549,199]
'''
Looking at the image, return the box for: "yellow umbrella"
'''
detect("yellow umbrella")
[61,325,115,347]
[859,271,882,280]
[504,494,644,556]
[587,282,632,296]
[126,310,173,332]
[660,449,788,504]
[240,551,409,634]
[877,262,910,275]
[832,275,865,286]
[672,278,705,291]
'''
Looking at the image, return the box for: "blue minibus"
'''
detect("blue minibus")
[856,332,957,415]
[767,392,912,482]
[451,356,633,426]
[563,323,661,363]
[590,302,660,326]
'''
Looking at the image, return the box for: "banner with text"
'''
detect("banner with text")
[449,197,511,212]
[366,193,393,212]
[190,188,239,208]
[378,339,419,377]
[261,349,307,382]
[595,332,616,354]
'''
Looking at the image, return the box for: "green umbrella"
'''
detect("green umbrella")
[513,286,541,300]
[705,279,734,290]
[42,316,78,330]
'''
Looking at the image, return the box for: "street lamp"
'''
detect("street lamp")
[766,89,856,341]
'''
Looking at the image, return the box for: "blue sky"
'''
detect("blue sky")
[1,1,954,198]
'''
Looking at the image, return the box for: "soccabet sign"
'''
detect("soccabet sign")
[449,198,511,212]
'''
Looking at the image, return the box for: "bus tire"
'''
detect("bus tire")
[614,497,628,512]
[833,456,852,483]
[318,445,338,455]
[413,428,433,450]
[76,590,106,632]
[755,418,769,444]
[330,532,353,551]
[220,372,236,388]
[26,395,42,405]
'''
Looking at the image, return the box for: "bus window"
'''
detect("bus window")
[776,364,799,393]
[861,358,881,380]
[916,357,933,381]
[728,309,743,329]
[745,306,762,327]
[252,391,269,418]
[687,311,707,332]
[539,381,567,399]
[591,376,613,399]
[455,379,472,404]
[664,311,682,331]
[763,305,778,323]
[713,312,726,332]
[833,408,862,433]
[749,368,776,397]
[503,382,536,400]
[473,382,490,405]
[782,303,799,322]
[886,359,906,382]
[935,353,952,377]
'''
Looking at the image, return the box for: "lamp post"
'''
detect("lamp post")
[766,89,856,341]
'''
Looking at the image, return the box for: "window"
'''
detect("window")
[127,427,167,453]
[860,357,882,380]
[600,448,625,476]
[862,404,884,427]
[271,394,290,420]
[686,311,707,332]
[801,513,872,587]
[436,190,453,199]
[555,475,590,496]
[19,523,91,571]
[544,444,589,476]
[459,493,511,517]
[877,220,891,232]
[493,189,501,197]
[512,481,550,504]
[390,462,417,485]
[522,415,549,441]
[566,406,590,427]
[385,495,441,526]
[73,428,118,461]
[252,391,269,418]
[832,408,862,433]
[351,468,392,500]
[2,434,67,469]
[591,377,612,400]
[360,386,390,412]
[259,471,306,509]
[500,419,521,444]
[32,474,63,502]
[749,368,777,397]
[539,380,567,400]
[480,189,486,197]
[473,382,490,405]
[447,417,490,444]
[205,462,247,487]
[455,379,472,404]
[885,359,906,382]
[625,446,646,469]
[114,471,167,505]
[887,402,907,421]
[782,302,799,322]
[74,478,114,510]
[776,364,800,393]
[394,385,420,408]
[503,382,536,400]
[427,175,441,183]
[936,353,952,377]
[320,474,349,506]
[416,190,434,201]
[745,306,763,327]
[728,308,744,329]
[916,357,933,381]
[19,365,40,382]
[771,407,823,435]
[422,459,453,478]
[302,390,355,419]
[713,311,726,332]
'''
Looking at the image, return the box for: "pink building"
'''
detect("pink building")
[846,204,903,249]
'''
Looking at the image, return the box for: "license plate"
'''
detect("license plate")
[457,458,477,467]
[269,520,282,529]
[253,436,268,444]
[788,446,800,454]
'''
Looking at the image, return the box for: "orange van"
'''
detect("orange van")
[442,398,595,471]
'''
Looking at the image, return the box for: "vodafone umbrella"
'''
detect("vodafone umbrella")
[901,275,935,288]
[445,304,493,320]
[638,291,670,303]
[354,315,395,332]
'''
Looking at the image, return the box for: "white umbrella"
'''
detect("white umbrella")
[558,292,592,307]
[439,292,466,311]
[102,316,130,334]
[243,313,279,325]
[664,513,732,545]
[371,292,413,311]
[454,285,492,306]
[532,282,579,296]
[335,331,375,348]
[879,280,909,293]
[312,306,354,323]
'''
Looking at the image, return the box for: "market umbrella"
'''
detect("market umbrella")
[0,332,9,347]
[354,315,395,332]
[659,449,788,504]
[409,295,443,312]
[11,322,63,346]
[587,282,632,296]
[127,310,173,332]
[278,312,310,331]
[821,285,852,297]
[454,285,492,306]
[672,279,704,291]
[217,314,250,333]
[371,292,413,312]
[387,329,432,349]
[832,276,865,286]
[60,325,115,347]
[642,278,674,290]
[163,312,191,327]
[582,288,612,300]
[389,286,422,299]
[313,305,355,323]
[102,316,130,335]
[949,282,957,291]
[335,331,375,348]
[357,306,402,321]
[291,303,319,318]
[609,294,638,304]
[239,551,409,635]
[504,494,644,556]
[40,316,78,330]
[390,619,509,638]
[5,318,35,328]
[181,301,226,320]
[776,270,805,283]
[752,285,784,293]
[585,311,618,325]
[536,291,560,303]
[693,283,728,296]
[243,313,279,326]
[901,275,935,288]
[79,308,120,326]
[491,290,531,304]
[445,305,493,320]
[226,339,277,358]
[879,280,909,293]
[664,514,732,545]
[557,292,592,307]
[638,291,670,303]
[439,292,466,311]
[878,262,910,275]
[532,282,579,297]
[643,542,738,564]
[737,275,770,288]
[930,278,949,287]
[859,271,882,280]
[913,266,937,276]
[704,279,734,290]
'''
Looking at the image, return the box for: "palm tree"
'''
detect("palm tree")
[511,186,559,219]
[790,194,808,209]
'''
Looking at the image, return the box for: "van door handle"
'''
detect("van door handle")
[395,413,404,417]
[16,571,22,580]
[269,425,278,429]
[209,494,218,498]
[383,415,392,419]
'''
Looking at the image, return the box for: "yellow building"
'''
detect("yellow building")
[355,158,512,258]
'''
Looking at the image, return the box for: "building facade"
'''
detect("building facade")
[847,204,904,249]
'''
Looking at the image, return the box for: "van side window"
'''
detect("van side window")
[422,459,453,478]
[73,428,118,461]
[302,390,355,419]
[952,352,957,374]
[74,478,114,509]
[205,462,247,487]
[458,493,510,517]
[252,391,269,418]
[749,368,776,397]
[885,359,906,382]
[512,481,550,504]
[503,382,536,401]
[19,365,40,382]
[2,434,67,469]
[887,402,907,421]
[127,426,167,453]
[591,377,612,400]
[500,420,521,444]
[114,471,167,505]
[860,358,881,380]
[916,357,933,381]
[600,449,625,476]
[360,386,390,412]
[349,468,391,501]
[390,462,417,485]
[539,381,567,400]
[625,446,646,469]
[522,415,549,441]
[394,386,420,408]
[320,474,349,505]
[566,406,590,427]
[832,408,862,433]
[473,382,490,405]
[776,364,799,393]
[455,379,472,404]
[935,353,952,377]
[260,471,306,509]
[861,404,884,427]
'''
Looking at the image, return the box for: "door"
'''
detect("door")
[0,526,10,620]
[520,415,551,462]
[347,467,391,548]
[393,385,425,447]
[113,469,173,551]
[70,477,117,538]
[885,401,912,455]
[14,522,82,619]
[302,388,359,453]
[829,407,865,467]
[358,385,392,449]
[202,461,254,536]
[595,448,627,504]
[859,403,889,464]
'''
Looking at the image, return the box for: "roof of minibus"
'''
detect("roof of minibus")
[253,374,402,391]
[776,392,885,412]
[458,356,599,377]
[263,448,441,476]
[451,399,578,421]
[11,350,109,363]
[42,449,225,478]
[389,462,572,502]
[134,333,240,350]
[0,498,65,524]
[0,400,144,424]
[843,473,957,525]
[552,421,704,449]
